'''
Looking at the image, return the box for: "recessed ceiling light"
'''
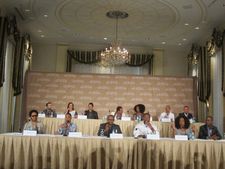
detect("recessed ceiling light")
[195,27,200,30]
[37,30,42,33]
[178,43,182,46]
[104,37,107,40]
[162,42,166,44]
[40,35,45,38]
[184,23,189,26]
[44,14,48,18]
[182,38,187,41]
[25,9,30,12]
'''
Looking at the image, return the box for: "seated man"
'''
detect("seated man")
[42,102,57,117]
[84,102,98,119]
[97,115,122,137]
[179,105,193,120]
[198,116,222,140]
[159,105,175,122]
[58,113,77,136]
[133,113,159,138]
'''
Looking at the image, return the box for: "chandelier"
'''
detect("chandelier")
[100,11,130,66]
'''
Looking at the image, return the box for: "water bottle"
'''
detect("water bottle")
[100,129,104,136]
[191,132,195,140]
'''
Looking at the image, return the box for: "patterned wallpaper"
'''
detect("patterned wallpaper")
[25,72,196,118]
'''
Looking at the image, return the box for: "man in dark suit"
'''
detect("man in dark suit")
[179,105,193,120]
[97,115,122,137]
[84,102,98,119]
[198,116,222,140]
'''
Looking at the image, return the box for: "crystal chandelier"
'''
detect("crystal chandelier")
[100,11,130,67]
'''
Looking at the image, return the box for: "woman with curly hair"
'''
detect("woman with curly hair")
[171,115,196,139]
[132,104,145,121]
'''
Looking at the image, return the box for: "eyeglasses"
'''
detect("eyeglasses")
[31,115,38,117]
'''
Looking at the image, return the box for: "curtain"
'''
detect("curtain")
[66,50,153,74]
[0,17,8,87]
[67,50,101,72]
[126,54,153,67]
[198,46,211,102]
[12,35,25,96]
[221,31,225,96]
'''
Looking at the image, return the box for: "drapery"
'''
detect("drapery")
[66,50,101,72]
[211,28,224,96]
[12,35,25,96]
[126,54,153,66]
[66,50,154,74]
[198,46,211,102]
[221,31,225,96]
[0,17,8,87]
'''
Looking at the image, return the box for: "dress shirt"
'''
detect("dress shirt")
[159,112,175,122]
[133,122,159,137]
[58,122,77,136]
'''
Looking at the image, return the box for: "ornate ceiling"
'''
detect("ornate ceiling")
[1,0,225,48]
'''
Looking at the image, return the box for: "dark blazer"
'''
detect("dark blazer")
[179,112,193,120]
[43,108,57,118]
[198,124,222,139]
[84,110,98,119]
[97,123,122,137]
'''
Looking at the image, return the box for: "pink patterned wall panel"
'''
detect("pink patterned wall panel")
[25,72,196,118]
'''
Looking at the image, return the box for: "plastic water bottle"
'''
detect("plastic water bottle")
[191,132,195,140]
[100,129,104,136]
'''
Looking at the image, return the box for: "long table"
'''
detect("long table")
[0,134,225,169]
[38,118,203,137]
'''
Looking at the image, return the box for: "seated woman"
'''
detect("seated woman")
[65,102,77,118]
[171,115,196,139]
[58,113,77,136]
[114,106,123,120]
[133,113,159,138]
[23,109,45,134]
[132,104,145,121]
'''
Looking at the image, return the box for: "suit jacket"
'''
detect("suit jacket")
[43,108,57,118]
[97,123,122,137]
[84,110,98,119]
[198,124,222,139]
[179,112,193,120]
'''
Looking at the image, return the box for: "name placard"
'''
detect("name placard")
[147,133,160,140]
[68,132,82,138]
[23,130,37,136]
[57,114,65,119]
[175,135,188,140]
[77,115,87,119]
[121,117,131,121]
[110,133,123,139]
[38,114,45,118]
[161,118,171,122]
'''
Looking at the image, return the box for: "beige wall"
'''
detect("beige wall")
[163,47,188,76]
[25,72,195,118]
[32,43,188,76]
[32,44,57,72]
